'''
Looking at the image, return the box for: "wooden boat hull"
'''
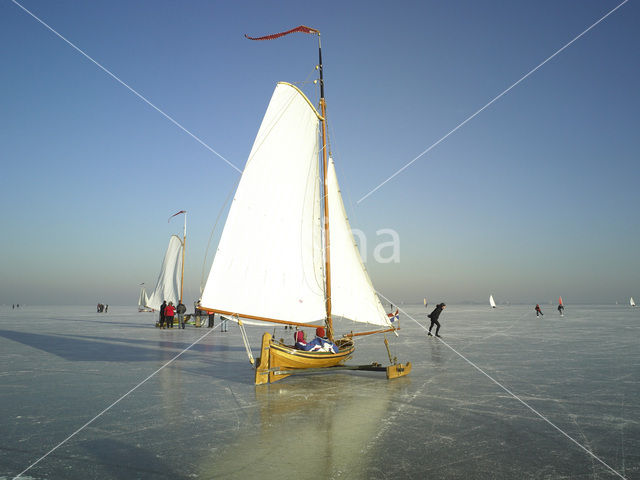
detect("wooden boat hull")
[254,333,411,384]
[255,332,354,385]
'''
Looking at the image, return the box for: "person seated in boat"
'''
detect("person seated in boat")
[305,327,339,353]
[294,330,309,350]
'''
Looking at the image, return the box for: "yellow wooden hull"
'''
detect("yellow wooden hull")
[255,332,354,384]
[254,332,412,385]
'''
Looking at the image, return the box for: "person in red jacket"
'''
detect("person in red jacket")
[164,302,176,328]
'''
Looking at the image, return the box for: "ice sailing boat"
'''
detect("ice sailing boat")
[489,295,496,308]
[558,296,564,316]
[145,211,187,314]
[199,26,410,385]
[138,284,152,312]
[631,297,636,307]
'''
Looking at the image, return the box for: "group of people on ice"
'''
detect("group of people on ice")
[293,327,339,353]
[157,300,187,329]
[535,303,565,317]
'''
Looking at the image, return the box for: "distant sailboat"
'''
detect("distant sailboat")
[200,26,409,385]
[489,295,496,308]
[145,211,187,314]
[631,297,636,307]
[145,235,183,311]
[558,296,564,316]
[423,298,428,308]
[138,285,151,312]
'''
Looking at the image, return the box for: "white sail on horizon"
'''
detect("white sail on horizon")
[138,287,149,310]
[631,297,636,307]
[489,295,496,308]
[146,235,183,310]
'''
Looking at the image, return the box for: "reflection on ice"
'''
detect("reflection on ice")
[198,376,411,479]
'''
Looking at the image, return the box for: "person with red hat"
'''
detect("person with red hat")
[294,330,309,350]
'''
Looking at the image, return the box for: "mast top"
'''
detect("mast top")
[244,26,324,100]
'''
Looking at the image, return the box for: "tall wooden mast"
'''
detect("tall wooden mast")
[243,26,333,338]
[179,211,186,304]
[317,32,334,341]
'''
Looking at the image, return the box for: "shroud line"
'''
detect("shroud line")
[10,0,241,173]
[357,0,628,204]
[375,292,627,480]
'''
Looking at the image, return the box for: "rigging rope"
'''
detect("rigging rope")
[236,317,255,365]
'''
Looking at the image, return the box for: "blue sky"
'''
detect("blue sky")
[1,0,638,306]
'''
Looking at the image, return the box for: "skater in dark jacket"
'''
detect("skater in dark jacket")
[427,303,446,337]
[176,302,187,329]
[159,300,167,328]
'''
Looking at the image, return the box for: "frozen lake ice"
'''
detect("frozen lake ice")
[0,304,638,479]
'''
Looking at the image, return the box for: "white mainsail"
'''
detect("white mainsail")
[489,295,496,308]
[201,83,390,328]
[631,297,636,307]
[326,159,390,326]
[201,82,325,323]
[146,235,183,311]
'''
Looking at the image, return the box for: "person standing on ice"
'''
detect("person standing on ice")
[159,300,167,328]
[557,304,564,316]
[535,304,543,317]
[176,301,187,329]
[427,303,446,337]
[164,302,176,328]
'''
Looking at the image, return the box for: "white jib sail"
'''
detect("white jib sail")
[326,159,390,327]
[631,297,636,307]
[146,235,183,311]
[200,83,325,323]
[490,295,496,308]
